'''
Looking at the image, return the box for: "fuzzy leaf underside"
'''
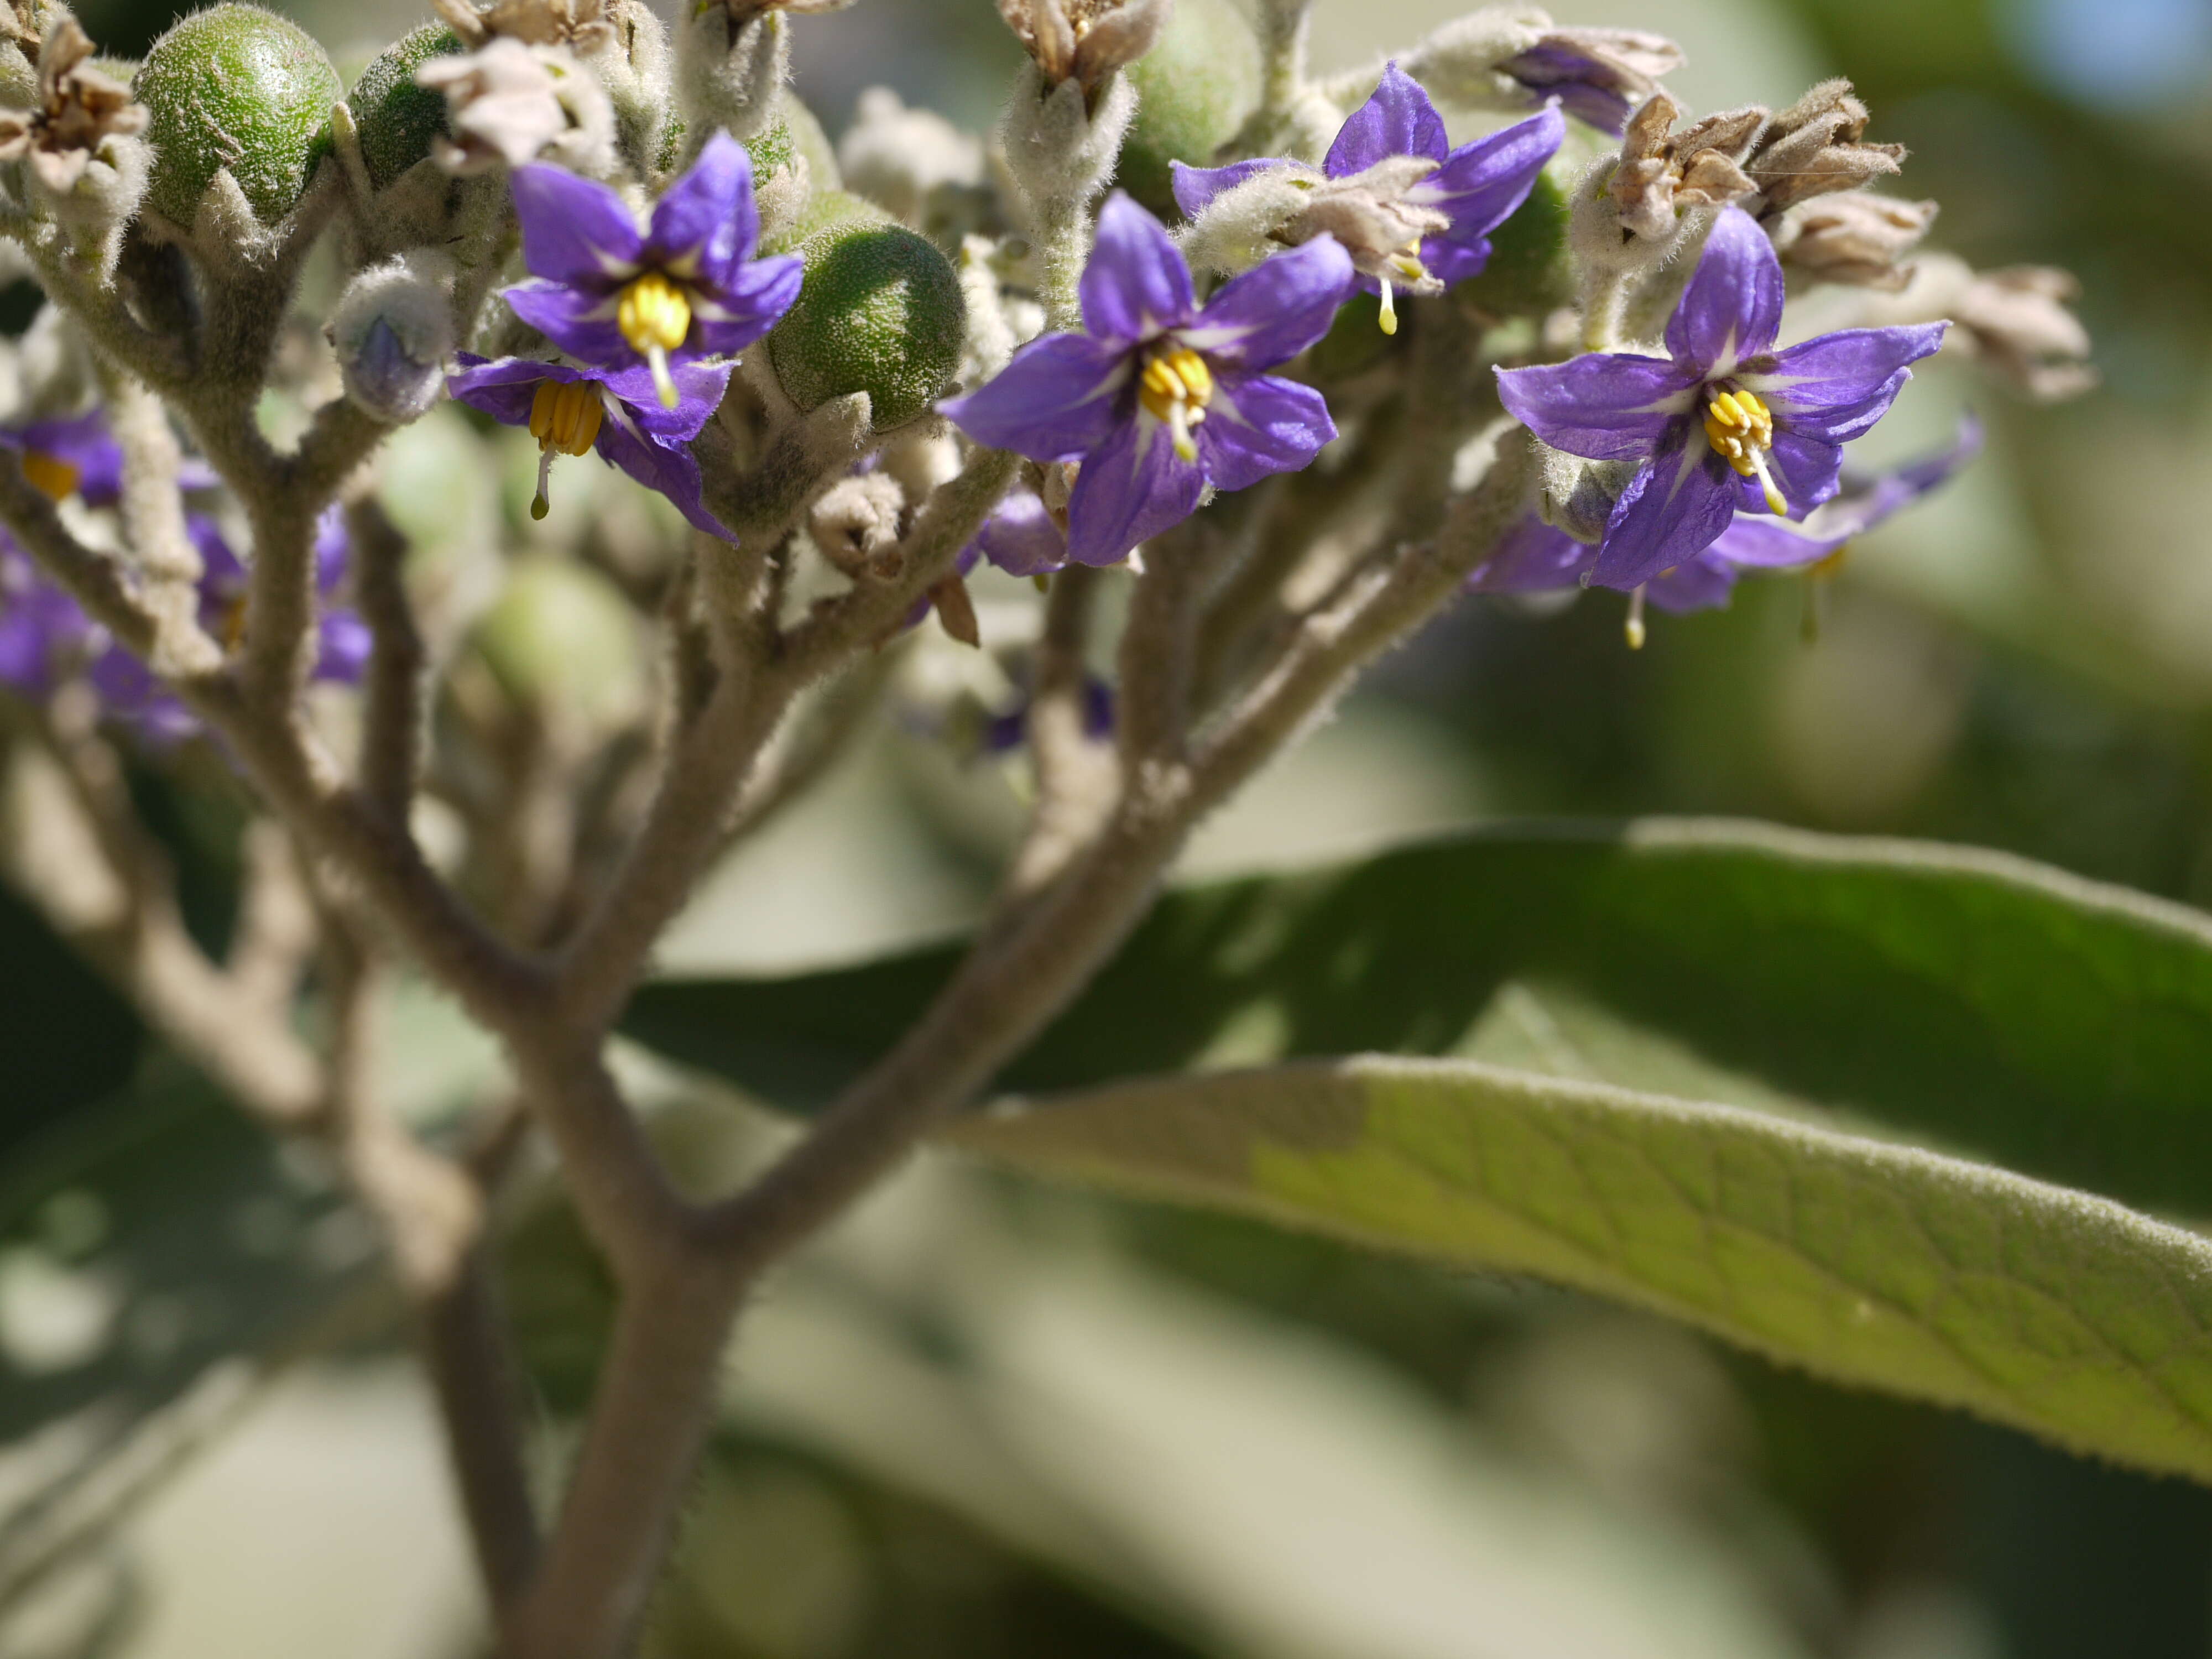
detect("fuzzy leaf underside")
[953,1056,2212,1483]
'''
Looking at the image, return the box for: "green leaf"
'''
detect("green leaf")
[622,818,2212,1223]
[950,1056,2212,1484]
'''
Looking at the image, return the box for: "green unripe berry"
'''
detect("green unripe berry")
[348,23,465,191]
[135,5,342,226]
[1117,0,1259,217]
[769,220,963,432]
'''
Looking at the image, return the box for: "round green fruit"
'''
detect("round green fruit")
[136,5,342,226]
[769,221,963,431]
[1117,0,1259,217]
[349,23,464,191]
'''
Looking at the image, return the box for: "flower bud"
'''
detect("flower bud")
[999,59,1134,213]
[1115,0,1256,215]
[676,3,785,145]
[1536,446,1627,544]
[349,23,467,190]
[768,219,966,431]
[807,469,905,575]
[330,253,456,425]
[134,5,342,228]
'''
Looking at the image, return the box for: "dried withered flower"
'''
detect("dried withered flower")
[0,18,145,195]
[1609,90,1762,240]
[1744,79,1903,216]
[995,0,1173,95]
[1775,191,1936,290]
[417,38,573,174]
[434,0,618,56]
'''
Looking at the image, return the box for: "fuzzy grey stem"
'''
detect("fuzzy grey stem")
[423,1248,545,1618]
[1258,0,1314,123]
[1009,565,1116,896]
[350,497,426,824]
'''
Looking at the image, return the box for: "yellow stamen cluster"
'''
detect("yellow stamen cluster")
[20,450,81,503]
[1703,387,1789,517]
[527,378,606,520]
[1138,345,1214,464]
[617,272,694,410]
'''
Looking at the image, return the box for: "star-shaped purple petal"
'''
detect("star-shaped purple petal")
[940,195,1353,568]
[1496,206,1948,589]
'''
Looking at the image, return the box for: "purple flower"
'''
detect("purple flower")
[0,411,217,509]
[971,491,1069,579]
[504,133,802,409]
[1173,66,1562,333]
[939,194,1353,568]
[91,512,369,743]
[1496,208,1949,591]
[1467,417,1983,629]
[0,538,95,696]
[447,352,734,539]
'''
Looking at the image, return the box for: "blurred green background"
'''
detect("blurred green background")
[5,0,2212,1655]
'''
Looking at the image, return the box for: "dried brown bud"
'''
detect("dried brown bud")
[1775,191,1935,290]
[996,0,1174,94]
[0,0,41,50]
[0,19,146,195]
[1745,79,1902,216]
[418,38,572,173]
[1950,264,2095,401]
[434,0,618,56]
[808,471,906,576]
[1609,91,1762,240]
[1285,155,1449,291]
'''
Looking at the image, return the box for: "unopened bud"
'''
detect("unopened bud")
[999,59,1135,213]
[808,469,905,575]
[677,4,786,144]
[1536,446,1628,545]
[331,253,457,425]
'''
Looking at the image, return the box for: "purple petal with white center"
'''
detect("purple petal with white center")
[1715,413,1984,564]
[1741,427,1842,517]
[1741,322,1949,443]
[1464,514,1595,592]
[1645,550,1741,612]
[646,132,757,288]
[1494,353,1700,461]
[1326,62,1449,174]
[1665,208,1785,378]
[512,163,643,288]
[315,611,372,685]
[938,332,1129,462]
[1170,157,1287,219]
[972,492,1068,578]
[1179,237,1355,368]
[594,411,732,540]
[449,353,587,427]
[1081,194,1196,345]
[597,358,731,441]
[1589,436,1739,589]
[1412,106,1564,283]
[505,280,631,366]
[1196,370,1335,493]
[1063,414,1206,567]
[687,252,803,358]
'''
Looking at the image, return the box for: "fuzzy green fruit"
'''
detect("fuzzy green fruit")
[136,5,342,226]
[348,23,464,191]
[1117,0,1259,217]
[769,220,963,431]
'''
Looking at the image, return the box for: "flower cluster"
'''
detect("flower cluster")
[447,132,801,535]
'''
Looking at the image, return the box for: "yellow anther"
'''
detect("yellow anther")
[19,450,81,502]
[529,378,604,457]
[528,377,605,520]
[618,272,694,409]
[1136,344,1214,463]
[618,272,692,355]
[1702,385,1787,516]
